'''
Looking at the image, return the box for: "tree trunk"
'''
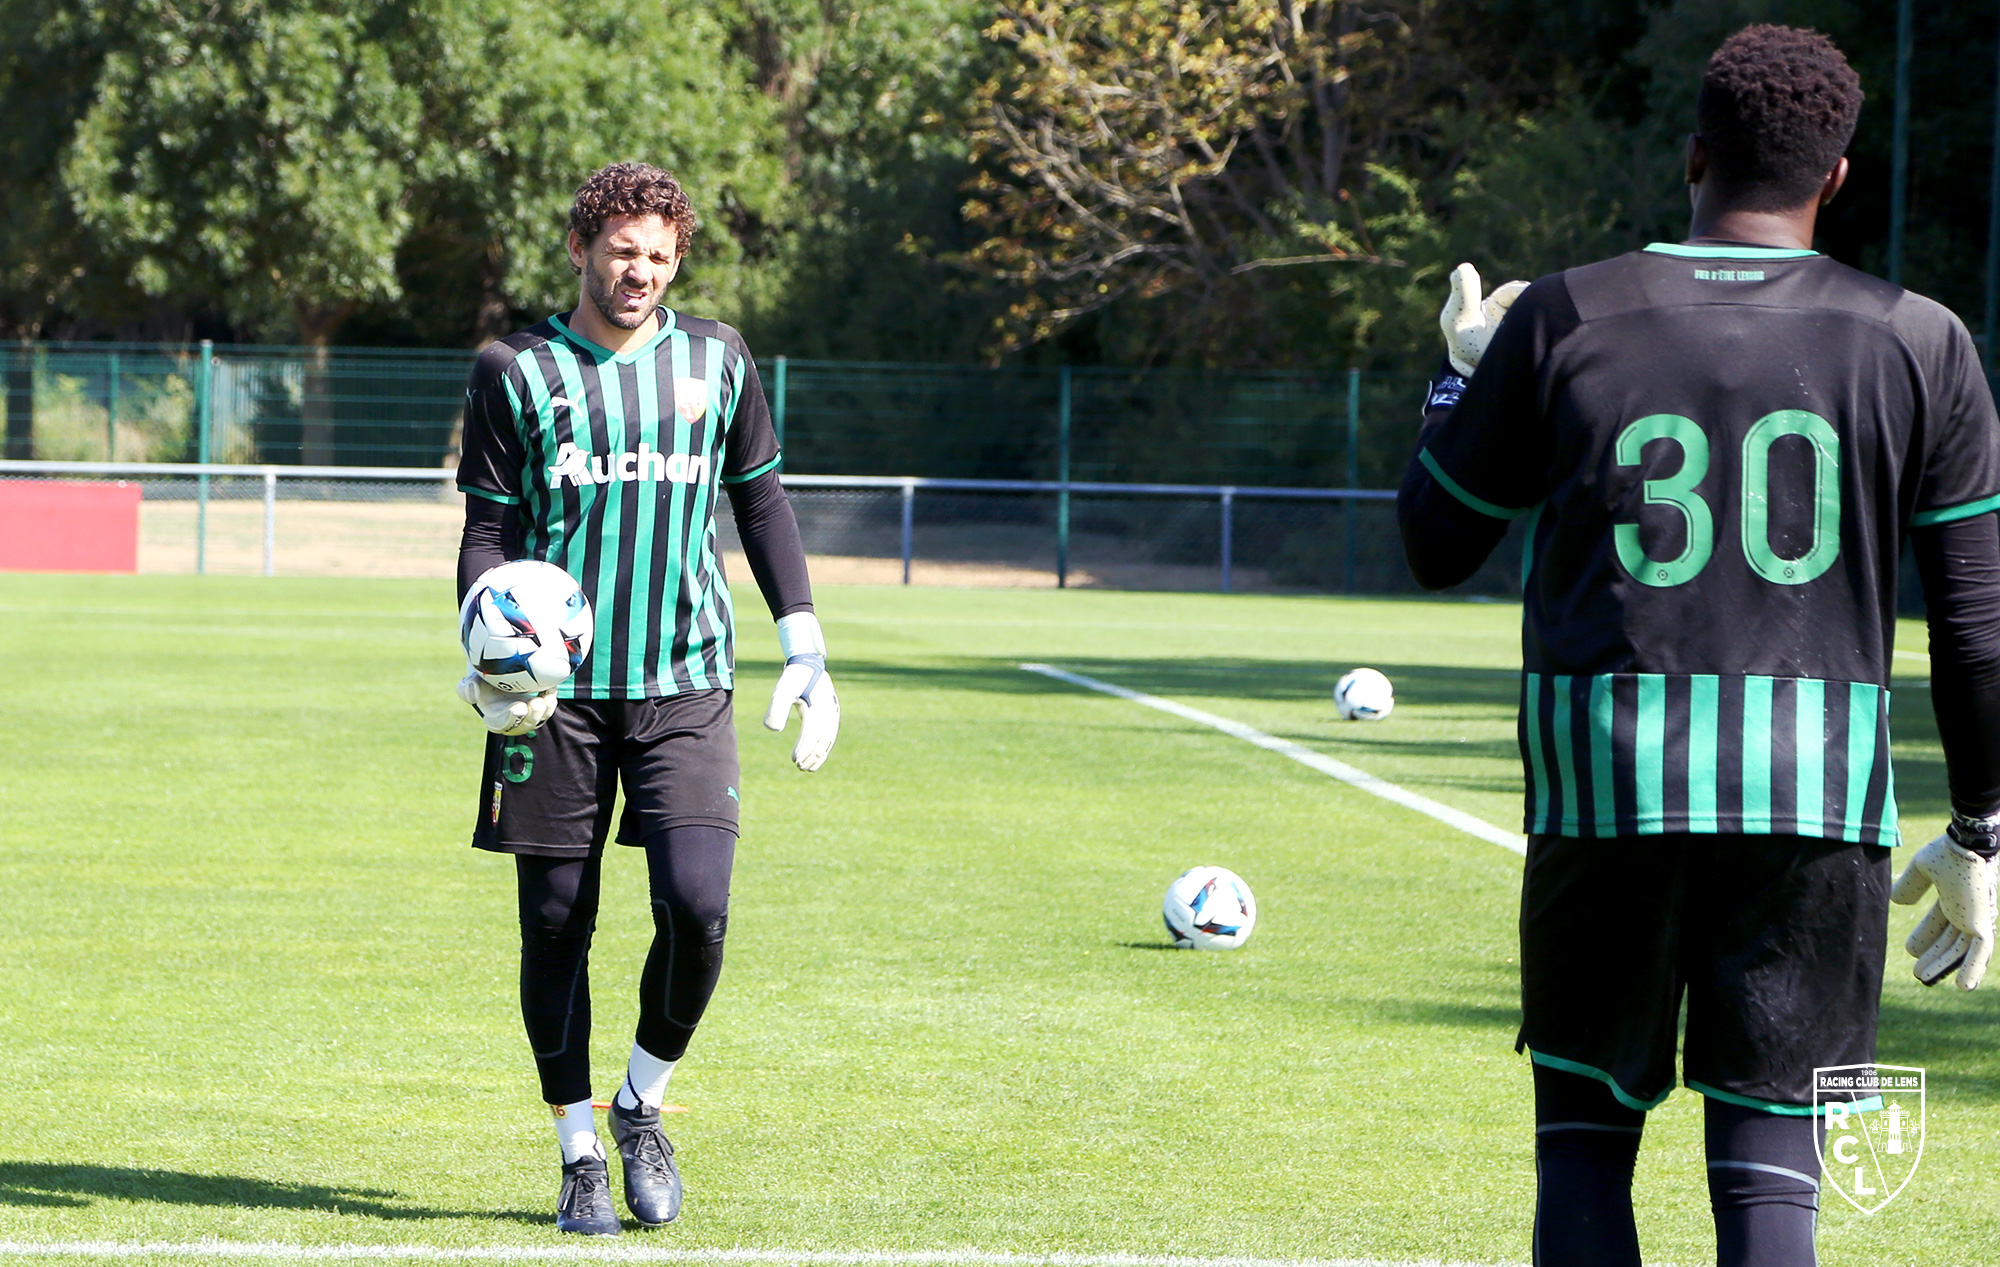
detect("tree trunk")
[4,342,33,460]
[295,302,351,465]
[473,242,511,348]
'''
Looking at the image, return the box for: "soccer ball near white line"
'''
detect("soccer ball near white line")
[1334,667,1395,721]
[1162,865,1257,950]
[459,560,593,694]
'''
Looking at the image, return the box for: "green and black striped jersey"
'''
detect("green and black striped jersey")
[456,308,781,699]
[1417,243,2000,845]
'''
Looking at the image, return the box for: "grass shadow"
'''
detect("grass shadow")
[1368,1000,1523,1030]
[1887,702,1950,821]
[843,654,1948,812]
[0,1162,541,1224]
[838,655,1523,712]
[1874,994,2000,1104]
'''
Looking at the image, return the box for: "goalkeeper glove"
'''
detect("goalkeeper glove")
[764,612,839,772]
[456,670,557,737]
[1891,811,1999,990]
[1439,262,1528,376]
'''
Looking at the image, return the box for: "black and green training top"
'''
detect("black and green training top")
[456,308,782,699]
[1401,242,2000,845]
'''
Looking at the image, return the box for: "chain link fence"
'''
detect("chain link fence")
[0,342,1505,596]
[1,341,472,468]
[0,463,1528,597]
[2,343,1428,486]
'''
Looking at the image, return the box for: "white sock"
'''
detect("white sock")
[551,1099,603,1163]
[615,1044,676,1110]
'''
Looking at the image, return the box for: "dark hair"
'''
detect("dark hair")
[1697,25,1863,211]
[567,162,699,255]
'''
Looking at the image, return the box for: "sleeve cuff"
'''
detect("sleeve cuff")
[1417,448,1526,520]
[1912,492,2000,527]
[460,485,522,505]
[721,454,783,485]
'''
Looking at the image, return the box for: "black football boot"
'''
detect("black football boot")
[609,1097,684,1225]
[554,1153,621,1236]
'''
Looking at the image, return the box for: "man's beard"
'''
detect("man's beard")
[585,263,653,330]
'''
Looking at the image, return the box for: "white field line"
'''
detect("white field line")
[1894,650,1930,664]
[1020,664,1527,857]
[0,1245,1521,1267]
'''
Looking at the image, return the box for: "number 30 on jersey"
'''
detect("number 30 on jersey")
[1614,410,1840,588]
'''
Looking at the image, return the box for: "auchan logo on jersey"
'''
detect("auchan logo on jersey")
[546,442,710,488]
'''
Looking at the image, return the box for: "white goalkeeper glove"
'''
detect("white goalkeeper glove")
[764,612,839,772]
[456,670,557,737]
[1439,262,1529,376]
[1891,812,2000,990]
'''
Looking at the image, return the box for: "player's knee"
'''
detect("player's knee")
[652,892,729,944]
[1706,1160,1819,1212]
[1535,1123,1643,1176]
[520,911,597,951]
[1704,1101,1820,1213]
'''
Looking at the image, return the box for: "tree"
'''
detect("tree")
[383,0,785,347]
[714,0,1004,362]
[41,0,785,359]
[65,1,420,353]
[962,0,1459,364]
[0,0,134,339]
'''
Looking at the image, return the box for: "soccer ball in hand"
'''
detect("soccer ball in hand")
[1334,667,1395,721]
[459,560,593,694]
[1162,866,1257,950]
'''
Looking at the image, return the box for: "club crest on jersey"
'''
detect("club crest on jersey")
[674,377,711,425]
[546,441,710,488]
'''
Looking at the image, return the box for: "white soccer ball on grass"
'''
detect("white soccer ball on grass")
[459,560,593,694]
[1334,667,1394,721]
[1163,865,1257,950]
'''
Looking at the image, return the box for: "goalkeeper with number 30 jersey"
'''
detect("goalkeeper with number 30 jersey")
[452,162,836,1237]
[1401,26,2000,1267]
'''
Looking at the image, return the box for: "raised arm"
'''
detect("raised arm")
[1397,264,1552,591]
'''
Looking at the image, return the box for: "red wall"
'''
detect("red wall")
[0,481,142,573]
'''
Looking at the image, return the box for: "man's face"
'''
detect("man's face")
[568,214,681,331]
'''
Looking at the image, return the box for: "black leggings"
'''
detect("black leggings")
[1532,1065,1820,1267]
[515,825,736,1105]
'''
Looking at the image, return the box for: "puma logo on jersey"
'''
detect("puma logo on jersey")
[547,441,711,487]
[547,396,574,411]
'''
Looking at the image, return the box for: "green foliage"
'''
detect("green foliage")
[387,0,785,344]
[1443,100,1675,285]
[24,0,785,346]
[720,0,1004,362]
[32,365,195,462]
[961,0,1434,364]
[64,1,422,343]
[2,0,1996,370]
[0,0,124,332]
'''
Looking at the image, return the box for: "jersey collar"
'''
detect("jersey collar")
[548,306,678,363]
[1644,242,1820,260]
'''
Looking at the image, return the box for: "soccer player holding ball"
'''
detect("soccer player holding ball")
[453,163,838,1235]
[1401,27,2000,1267]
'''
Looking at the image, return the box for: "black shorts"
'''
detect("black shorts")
[1518,832,1890,1114]
[472,690,740,858]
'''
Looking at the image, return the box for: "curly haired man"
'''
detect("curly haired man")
[454,162,839,1235]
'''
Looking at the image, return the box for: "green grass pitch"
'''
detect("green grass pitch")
[0,576,1996,1266]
